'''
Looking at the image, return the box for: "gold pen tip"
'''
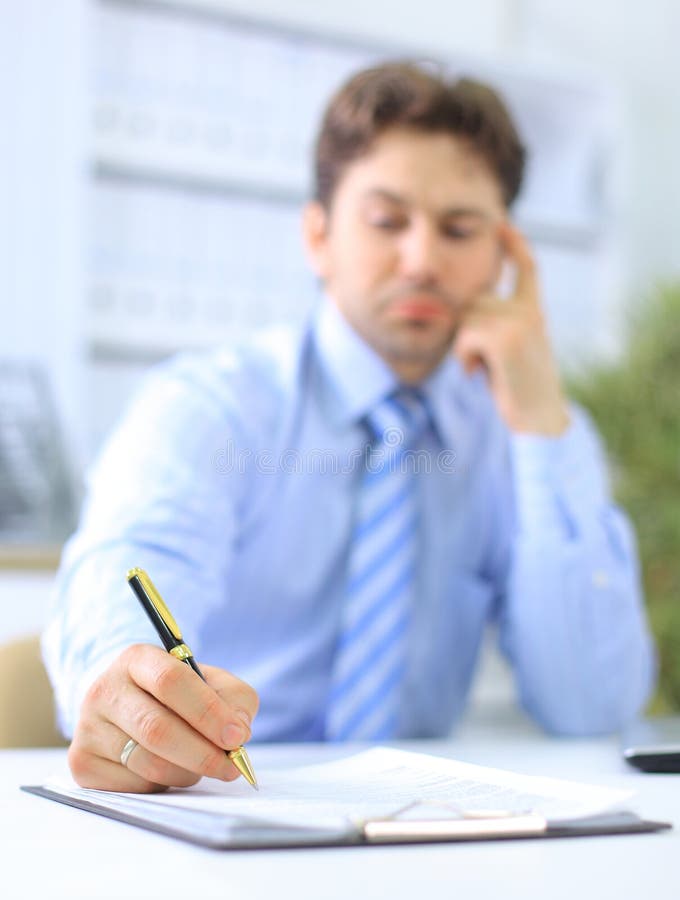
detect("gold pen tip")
[228,746,258,789]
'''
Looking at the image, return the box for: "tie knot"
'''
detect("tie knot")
[366,387,430,450]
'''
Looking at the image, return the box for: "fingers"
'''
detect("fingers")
[86,673,244,783]
[69,644,260,792]
[453,291,508,374]
[497,220,539,306]
[113,727,202,789]
[69,747,162,793]
[202,662,260,739]
[69,715,201,793]
[453,324,489,376]
[124,645,257,750]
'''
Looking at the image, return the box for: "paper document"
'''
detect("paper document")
[44,747,633,830]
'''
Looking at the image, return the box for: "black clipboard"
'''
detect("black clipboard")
[21,785,671,850]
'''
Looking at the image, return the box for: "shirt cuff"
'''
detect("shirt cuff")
[510,405,610,539]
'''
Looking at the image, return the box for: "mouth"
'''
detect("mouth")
[388,294,451,320]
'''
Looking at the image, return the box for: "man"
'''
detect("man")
[43,62,655,793]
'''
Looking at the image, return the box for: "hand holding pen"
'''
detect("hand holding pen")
[66,570,259,793]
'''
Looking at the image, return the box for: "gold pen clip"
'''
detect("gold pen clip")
[126,567,183,641]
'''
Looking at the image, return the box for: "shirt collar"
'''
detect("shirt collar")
[312,295,474,448]
[313,297,397,426]
[421,354,477,451]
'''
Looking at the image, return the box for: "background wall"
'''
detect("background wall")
[194,0,679,292]
[520,0,680,290]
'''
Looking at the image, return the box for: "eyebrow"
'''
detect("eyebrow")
[362,188,492,220]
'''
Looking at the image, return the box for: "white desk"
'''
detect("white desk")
[3,705,678,900]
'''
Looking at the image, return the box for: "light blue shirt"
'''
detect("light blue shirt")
[43,298,656,740]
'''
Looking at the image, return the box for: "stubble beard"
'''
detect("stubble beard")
[368,316,459,378]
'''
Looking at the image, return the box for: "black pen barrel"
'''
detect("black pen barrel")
[128,574,178,653]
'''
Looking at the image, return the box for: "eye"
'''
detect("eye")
[442,224,478,240]
[369,216,406,231]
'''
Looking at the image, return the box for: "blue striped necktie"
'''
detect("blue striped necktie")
[324,388,430,741]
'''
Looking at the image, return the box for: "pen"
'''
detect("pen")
[126,567,258,790]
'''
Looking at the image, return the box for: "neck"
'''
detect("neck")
[382,347,448,385]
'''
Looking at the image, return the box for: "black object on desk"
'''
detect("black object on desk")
[622,717,680,773]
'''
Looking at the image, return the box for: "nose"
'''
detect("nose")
[397,219,442,283]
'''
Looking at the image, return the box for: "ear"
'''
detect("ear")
[302,201,331,279]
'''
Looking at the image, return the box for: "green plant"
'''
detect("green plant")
[568,282,680,712]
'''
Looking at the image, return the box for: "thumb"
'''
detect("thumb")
[453,324,489,377]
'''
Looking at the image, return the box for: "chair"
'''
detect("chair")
[0,635,69,747]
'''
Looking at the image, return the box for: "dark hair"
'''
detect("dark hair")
[313,61,526,209]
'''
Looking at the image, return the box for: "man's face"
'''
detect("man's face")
[304,127,507,381]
